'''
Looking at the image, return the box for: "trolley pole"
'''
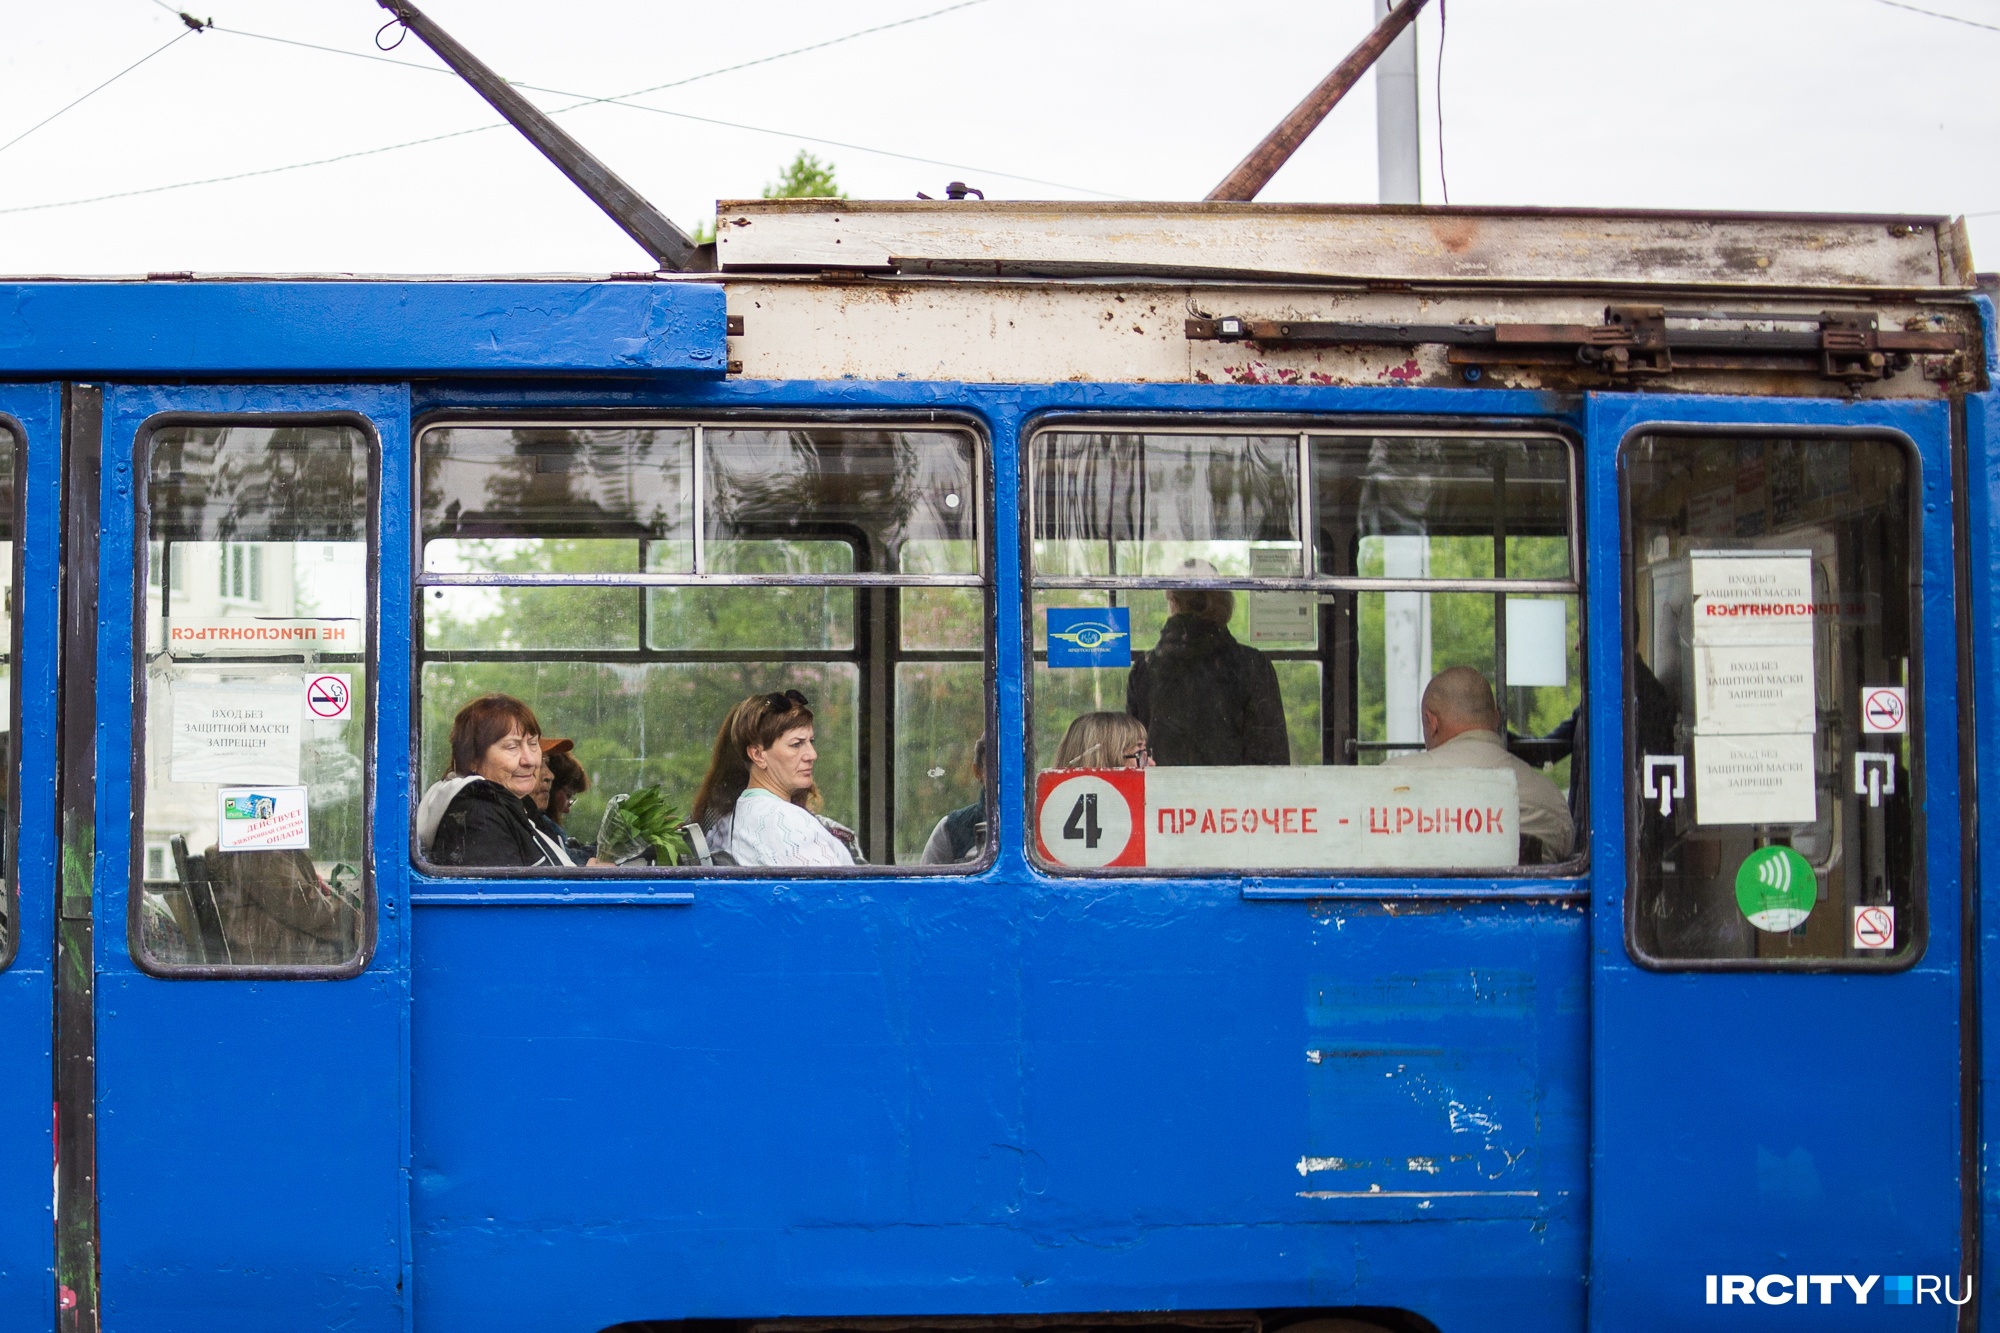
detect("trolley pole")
[1374,0,1421,204]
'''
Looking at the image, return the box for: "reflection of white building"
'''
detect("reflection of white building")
[142,541,366,882]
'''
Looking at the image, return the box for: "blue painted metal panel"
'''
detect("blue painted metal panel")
[1585,392,1964,1329]
[93,384,412,1333]
[397,378,1593,1331]
[1965,294,2000,1332]
[0,384,62,1330]
[410,894,1586,1331]
[0,281,725,378]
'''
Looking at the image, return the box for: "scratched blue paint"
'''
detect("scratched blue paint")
[0,280,725,376]
[0,384,61,1329]
[1586,392,1965,1332]
[0,279,1971,1332]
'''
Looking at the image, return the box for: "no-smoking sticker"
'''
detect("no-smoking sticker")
[306,673,353,721]
[1851,904,1896,950]
[1860,685,1907,735]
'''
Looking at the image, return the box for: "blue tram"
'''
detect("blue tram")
[0,201,1991,1332]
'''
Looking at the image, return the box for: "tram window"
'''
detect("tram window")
[1029,428,1579,875]
[416,423,988,873]
[135,424,373,973]
[1623,433,1920,967]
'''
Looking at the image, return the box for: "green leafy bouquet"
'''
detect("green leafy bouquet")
[596,787,693,866]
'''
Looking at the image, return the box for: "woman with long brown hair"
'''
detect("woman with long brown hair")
[693,689,858,867]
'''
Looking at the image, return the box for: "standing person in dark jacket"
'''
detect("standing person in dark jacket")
[417,694,603,868]
[1126,565,1289,766]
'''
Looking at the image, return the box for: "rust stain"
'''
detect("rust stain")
[1379,357,1422,383]
[1223,361,1306,385]
[1431,217,1481,254]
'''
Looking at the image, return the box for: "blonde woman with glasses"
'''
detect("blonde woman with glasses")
[1053,712,1154,770]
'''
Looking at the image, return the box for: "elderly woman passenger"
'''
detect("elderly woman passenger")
[418,694,604,868]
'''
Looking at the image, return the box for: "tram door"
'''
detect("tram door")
[76,385,412,1331]
[0,385,60,1327]
[1586,395,1964,1325]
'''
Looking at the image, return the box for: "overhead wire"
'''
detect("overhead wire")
[1434,0,1448,205]
[0,20,204,159]
[196,0,999,100]
[1867,0,2000,33]
[0,0,1118,217]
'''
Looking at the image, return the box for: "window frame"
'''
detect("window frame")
[1021,414,1587,881]
[128,412,380,980]
[0,416,23,974]
[1617,423,1928,972]
[408,411,996,879]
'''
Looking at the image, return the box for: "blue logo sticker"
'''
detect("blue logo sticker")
[1047,607,1131,668]
[1884,1276,1914,1305]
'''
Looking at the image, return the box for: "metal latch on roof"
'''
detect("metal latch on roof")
[1185,305,1965,383]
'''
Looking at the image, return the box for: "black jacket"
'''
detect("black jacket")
[1126,613,1290,766]
[430,778,560,868]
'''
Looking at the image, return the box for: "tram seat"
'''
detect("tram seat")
[680,822,736,867]
[168,834,232,965]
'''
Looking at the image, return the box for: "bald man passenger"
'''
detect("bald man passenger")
[1385,666,1575,862]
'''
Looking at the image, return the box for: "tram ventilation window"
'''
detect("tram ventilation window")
[417,423,989,873]
[134,423,374,974]
[1622,433,1922,968]
[1029,428,1579,875]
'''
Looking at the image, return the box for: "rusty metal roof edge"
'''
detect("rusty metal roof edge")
[887,257,1979,297]
[706,264,1981,303]
[718,197,1965,228]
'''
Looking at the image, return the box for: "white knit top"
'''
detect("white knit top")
[712,788,855,868]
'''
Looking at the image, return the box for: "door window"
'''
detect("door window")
[1622,432,1920,966]
[135,423,374,972]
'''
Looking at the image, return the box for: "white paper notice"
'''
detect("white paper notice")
[1505,599,1569,688]
[215,786,311,851]
[170,682,303,785]
[1686,551,1819,824]
[1688,552,1815,646]
[1691,642,1816,734]
[1246,547,1314,645]
[1142,765,1519,869]
[1693,733,1818,826]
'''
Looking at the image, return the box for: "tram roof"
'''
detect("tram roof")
[712,200,1977,296]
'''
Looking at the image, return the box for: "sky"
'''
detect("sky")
[0,0,1994,275]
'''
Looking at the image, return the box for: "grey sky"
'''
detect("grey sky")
[0,0,1994,274]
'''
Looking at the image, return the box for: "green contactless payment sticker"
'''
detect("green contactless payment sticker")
[1735,845,1816,932]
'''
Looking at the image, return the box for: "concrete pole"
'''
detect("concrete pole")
[1374,0,1421,204]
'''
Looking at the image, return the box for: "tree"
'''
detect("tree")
[689,151,845,246]
[763,150,845,200]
